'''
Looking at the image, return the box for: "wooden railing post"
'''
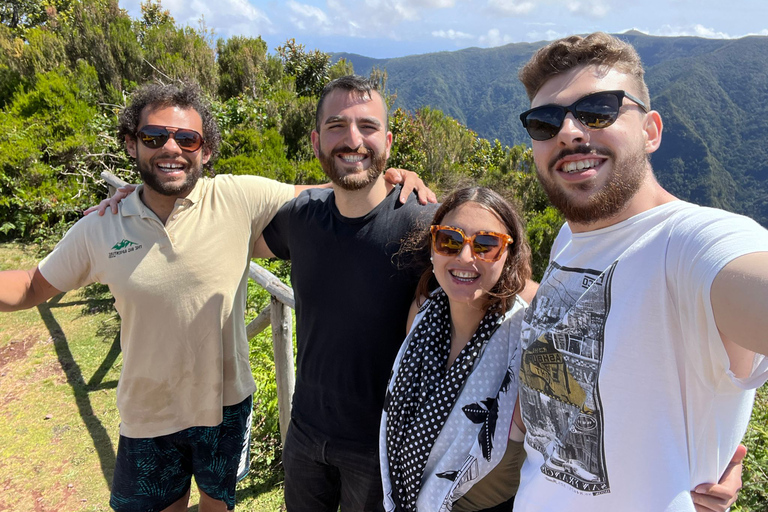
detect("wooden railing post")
[270,296,295,443]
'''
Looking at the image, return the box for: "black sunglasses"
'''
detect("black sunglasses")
[519,90,648,141]
[135,125,205,152]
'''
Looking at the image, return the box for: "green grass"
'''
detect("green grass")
[1,241,767,511]
[0,242,286,511]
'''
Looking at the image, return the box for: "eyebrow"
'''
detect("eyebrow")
[323,115,383,128]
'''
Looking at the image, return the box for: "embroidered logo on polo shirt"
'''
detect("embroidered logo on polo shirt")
[109,239,143,259]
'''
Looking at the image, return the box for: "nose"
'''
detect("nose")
[557,112,590,146]
[456,241,475,263]
[162,134,184,154]
[344,123,364,149]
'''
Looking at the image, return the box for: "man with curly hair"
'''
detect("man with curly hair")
[0,81,429,512]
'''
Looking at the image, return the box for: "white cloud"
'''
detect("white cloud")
[488,0,612,18]
[287,1,332,31]
[478,28,514,47]
[432,29,474,40]
[159,0,272,39]
[525,28,570,42]
[406,0,458,7]
[655,23,732,39]
[487,0,535,16]
[561,0,610,18]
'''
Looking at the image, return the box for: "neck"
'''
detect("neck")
[446,300,488,368]
[569,175,678,233]
[139,185,180,224]
[332,175,390,218]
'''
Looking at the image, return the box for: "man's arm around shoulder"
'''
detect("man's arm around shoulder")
[0,267,61,312]
[253,235,276,259]
[711,252,768,374]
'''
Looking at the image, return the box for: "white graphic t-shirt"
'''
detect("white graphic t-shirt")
[514,201,768,511]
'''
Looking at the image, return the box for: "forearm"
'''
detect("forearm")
[0,269,37,312]
[0,267,60,312]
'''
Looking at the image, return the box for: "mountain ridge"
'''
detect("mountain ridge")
[332,33,768,225]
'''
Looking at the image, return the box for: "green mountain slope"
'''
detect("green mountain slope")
[333,34,768,226]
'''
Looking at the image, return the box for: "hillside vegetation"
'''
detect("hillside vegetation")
[337,33,768,226]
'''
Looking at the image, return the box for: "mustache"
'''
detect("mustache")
[548,144,615,170]
[331,145,372,156]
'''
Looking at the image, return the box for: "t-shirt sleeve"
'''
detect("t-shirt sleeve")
[38,218,96,293]
[231,175,294,237]
[261,198,295,260]
[667,208,768,390]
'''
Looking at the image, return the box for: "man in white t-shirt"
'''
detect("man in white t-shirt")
[513,32,768,511]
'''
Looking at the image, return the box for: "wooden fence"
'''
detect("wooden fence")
[100,171,296,442]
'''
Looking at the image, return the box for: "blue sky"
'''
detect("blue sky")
[121,0,768,59]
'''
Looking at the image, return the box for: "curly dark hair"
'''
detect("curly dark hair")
[402,186,532,313]
[118,82,221,169]
[519,32,650,109]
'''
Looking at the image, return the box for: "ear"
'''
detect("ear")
[202,146,212,165]
[385,131,393,160]
[311,130,321,160]
[125,134,138,158]
[643,110,663,154]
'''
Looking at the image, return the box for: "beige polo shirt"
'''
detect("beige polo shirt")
[39,174,294,438]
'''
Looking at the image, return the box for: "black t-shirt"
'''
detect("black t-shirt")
[263,186,437,448]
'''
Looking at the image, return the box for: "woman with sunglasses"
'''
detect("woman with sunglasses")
[380,186,532,512]
[379,187,745,512]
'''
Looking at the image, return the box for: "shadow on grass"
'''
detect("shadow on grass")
[33,284,285,505]
[36,289,120,490]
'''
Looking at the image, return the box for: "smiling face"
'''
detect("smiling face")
[530,65,662,230]
[312,88,392,191]
[126,105,211,197]
[431,202,510,311]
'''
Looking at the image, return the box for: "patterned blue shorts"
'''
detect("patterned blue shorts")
[110,396,253,512]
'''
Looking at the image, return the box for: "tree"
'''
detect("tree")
[217,36,269,100]
[60,0,143,96]
[328,57,354,82]
[0,0,70,33]
[140,22,218,94]
[276,38,330,98]
[0,62,116,240]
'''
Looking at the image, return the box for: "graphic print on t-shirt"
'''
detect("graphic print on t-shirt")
[519,261,615,495]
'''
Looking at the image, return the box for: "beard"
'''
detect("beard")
[317,144,387,191]
[137,154,203,197]
[538,143,648,225]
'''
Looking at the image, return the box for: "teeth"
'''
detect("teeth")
[561,159,600,173]
[340,154,365,163]
[158,163,184,170]
[451,270,479,281]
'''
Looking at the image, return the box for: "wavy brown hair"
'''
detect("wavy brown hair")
[403,187,532,313]
[519,32,650,109]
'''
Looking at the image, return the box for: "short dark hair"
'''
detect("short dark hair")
[519,32,651,108]
[405,187,532,313]
[315,75,387,132]
[118,82,221,169]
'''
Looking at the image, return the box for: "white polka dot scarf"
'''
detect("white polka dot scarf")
[383,289,504,511]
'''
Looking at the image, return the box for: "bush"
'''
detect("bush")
[0,63,117,241]
[735,384,768,511]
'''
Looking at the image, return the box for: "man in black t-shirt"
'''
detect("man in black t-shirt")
[255,75,437,511]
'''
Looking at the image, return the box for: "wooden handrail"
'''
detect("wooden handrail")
[100,171,296,442]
